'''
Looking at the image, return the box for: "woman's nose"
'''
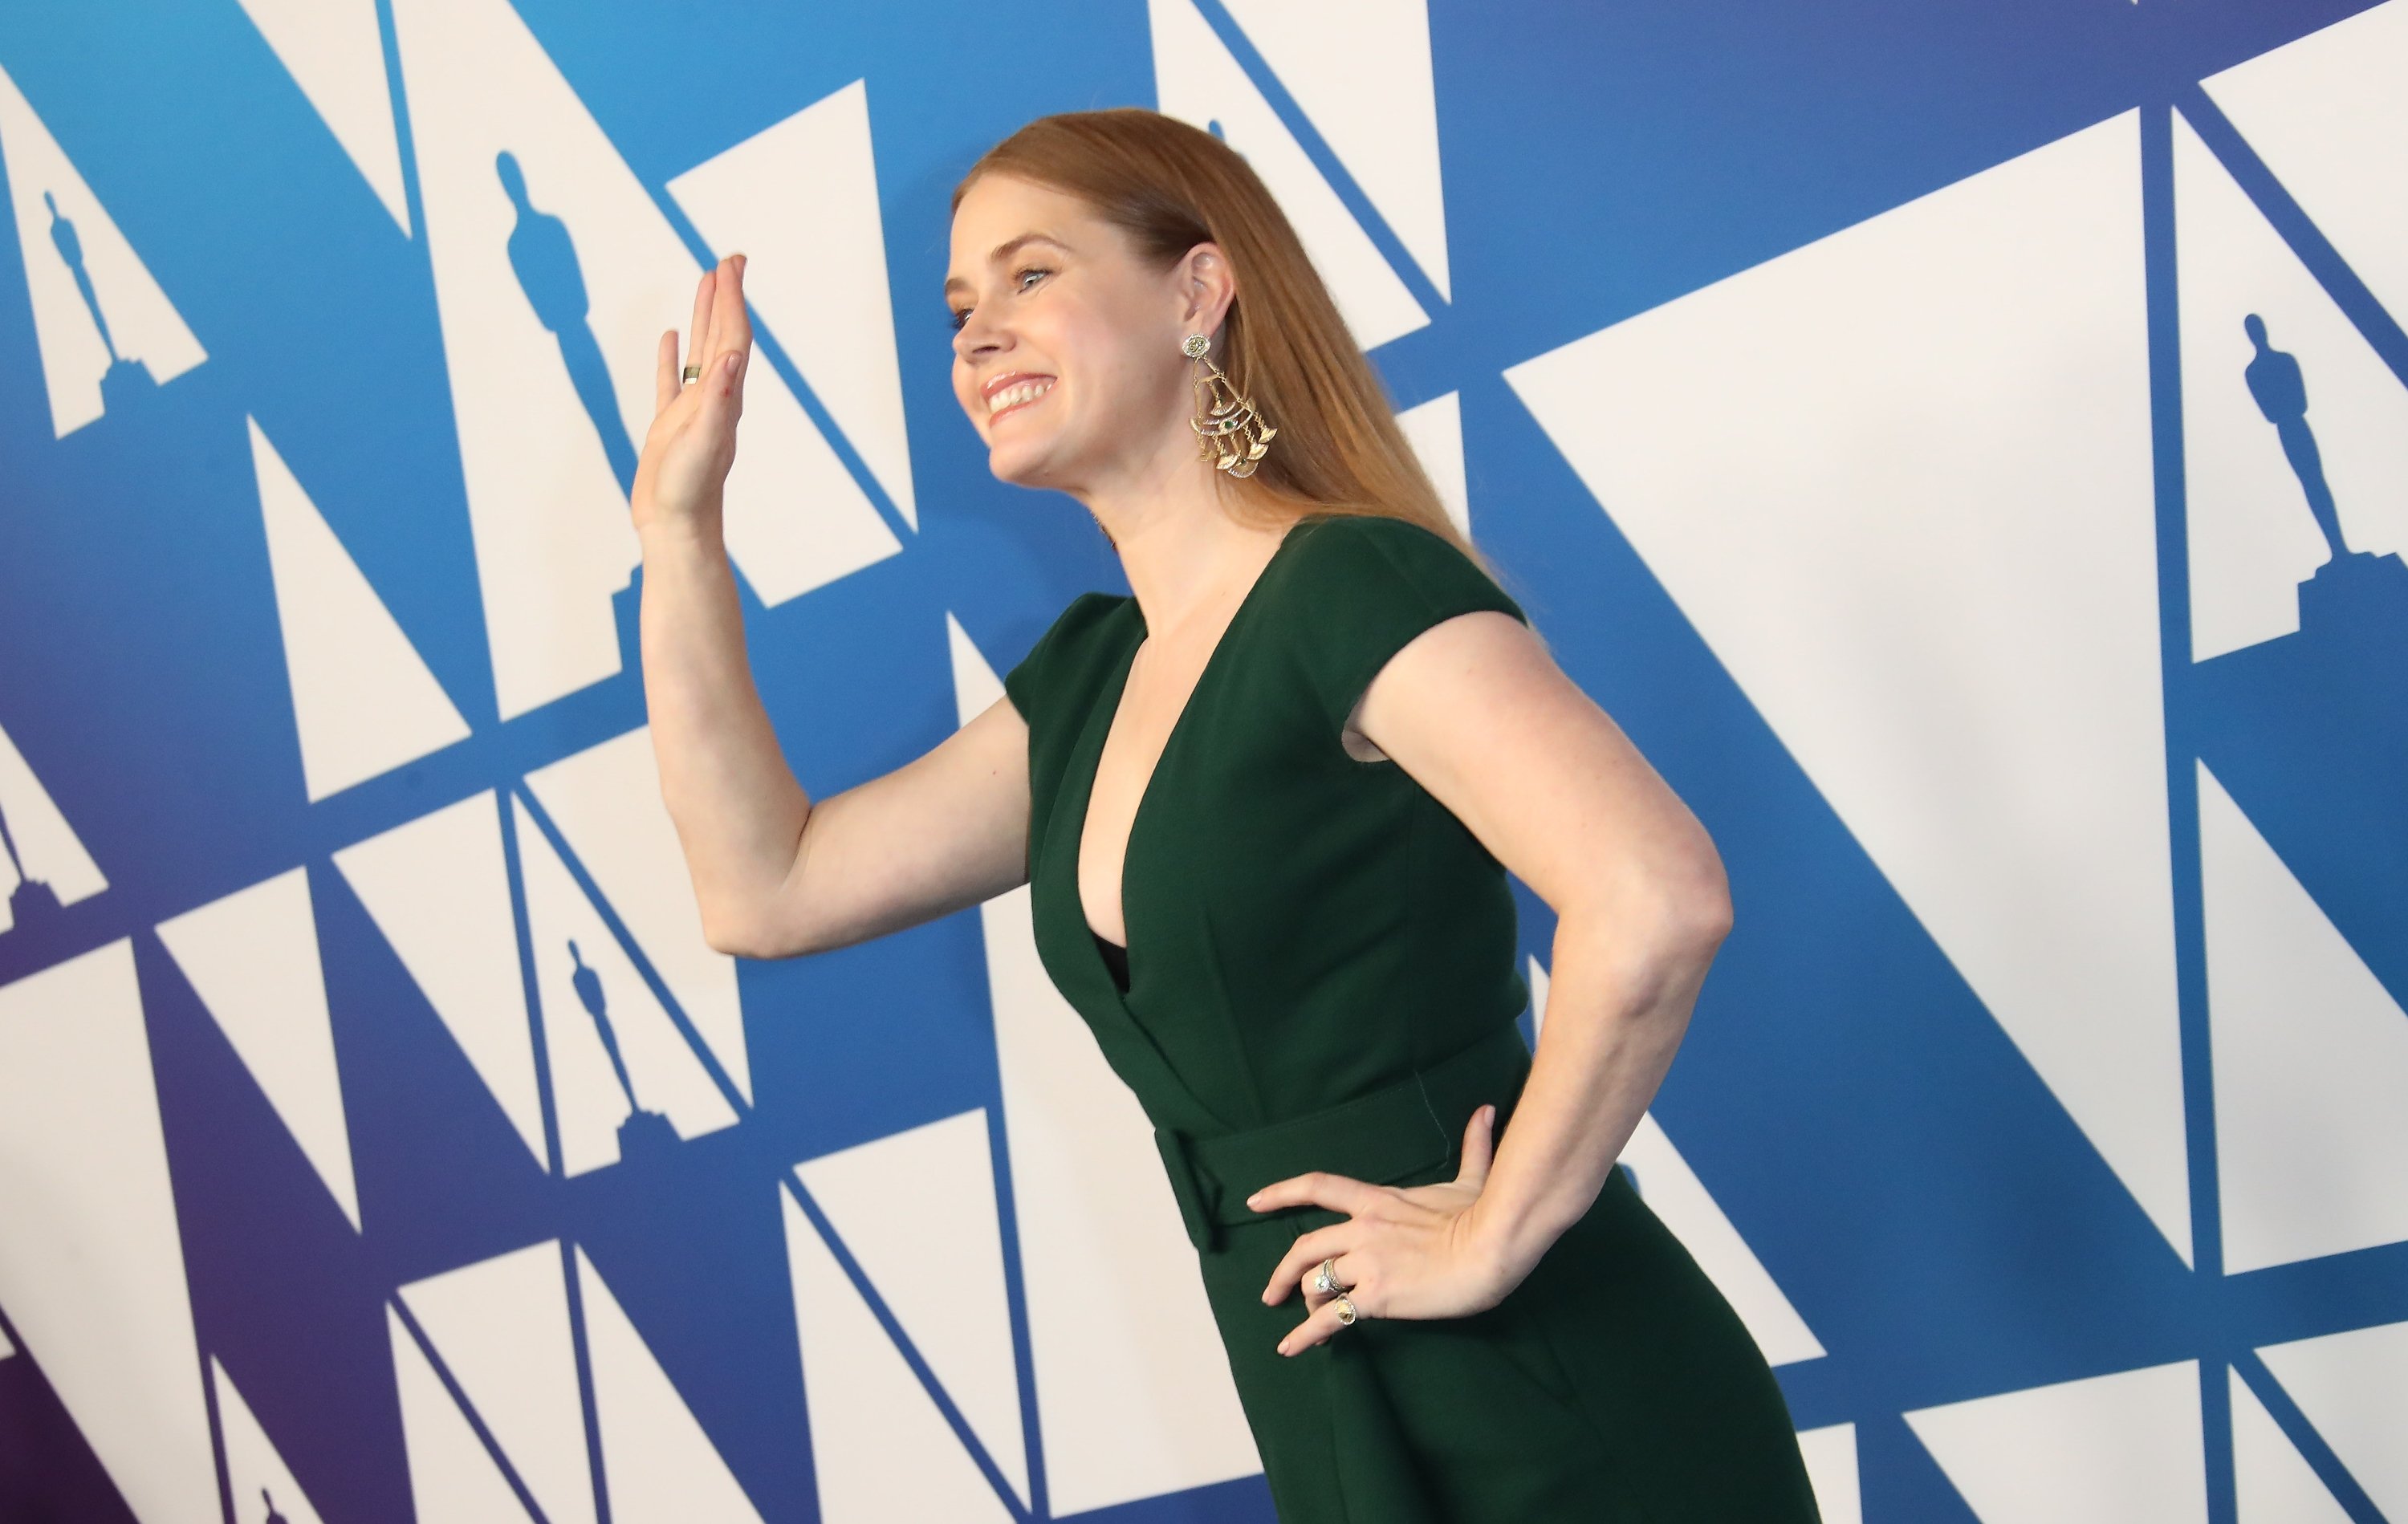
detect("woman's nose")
[954,304,1007,359]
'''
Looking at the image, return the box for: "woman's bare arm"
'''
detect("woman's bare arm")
[1252,608,1732,1351]
[636,255,1032,961]
[1357,610,1731,1272]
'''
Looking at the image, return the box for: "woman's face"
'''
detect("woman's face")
[946,173,1198,495]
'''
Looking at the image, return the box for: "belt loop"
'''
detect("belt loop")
[1153,1125,1218,1253]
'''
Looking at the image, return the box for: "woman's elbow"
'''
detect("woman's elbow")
[1631,843,1732,969]
[700,918,753,959]
[700,899,771,959]
[1678,854,1734,956]
[1571,852,1730,974]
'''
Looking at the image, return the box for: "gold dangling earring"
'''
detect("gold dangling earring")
[1184,332,1276,478]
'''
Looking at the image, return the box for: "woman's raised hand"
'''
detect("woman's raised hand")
[633,253,754,538]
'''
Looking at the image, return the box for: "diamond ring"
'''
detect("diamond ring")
[1313,1258,1342,1297]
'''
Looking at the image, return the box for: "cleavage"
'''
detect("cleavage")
[1078,633,1215,947]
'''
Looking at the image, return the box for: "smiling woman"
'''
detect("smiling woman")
[632,107,1820,1523]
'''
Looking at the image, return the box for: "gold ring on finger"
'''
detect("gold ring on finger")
[1334,1294,1358,1327]
[682,364,703,384]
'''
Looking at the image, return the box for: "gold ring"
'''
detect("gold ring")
[681,364,703,384]
[1333,1294,1357,1327]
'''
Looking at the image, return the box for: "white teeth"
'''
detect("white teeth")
[986,379,1054,415]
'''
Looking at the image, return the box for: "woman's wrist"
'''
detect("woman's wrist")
[1462,1181,1584,1298]
[637,506,726,559]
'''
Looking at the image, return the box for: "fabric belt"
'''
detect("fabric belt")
[1153,1022,1533,1254]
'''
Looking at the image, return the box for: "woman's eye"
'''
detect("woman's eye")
[949,268,1048,334]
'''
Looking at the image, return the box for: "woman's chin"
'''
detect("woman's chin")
[986,439,1068,491]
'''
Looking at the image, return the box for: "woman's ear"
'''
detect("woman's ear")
[1178,241,1239,339]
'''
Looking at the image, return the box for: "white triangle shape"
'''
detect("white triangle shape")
[156,867,361,1230]
[0,718,108,934]
[388,0,900,717]
[572,1246,764,1523]
[1795,1423,1861,1524]
[779,1186,1015,1524]
[946,614,1011,729]
[795,1111,1028,1506]
[249,417,471,802]
[2204,1,2408,344]
[388,1305,540,1524]
[399,1241,595,1524]
[1219,0,1450,299]
[2199,763,2408,1271]
[0,940,218,1524]
[2228,1366,2350,1524]
[332,791,547,1168]
[666,78,916,529]
[950,622,1261,1514]
[1905,1359,2207,1522]
[233,0,412,234]
[1531,957,1823,1364]
[512,795,736,1177]
[2171,111,2408,660]
[1504,112,2192,1262]
[1397,390,1468,536]
[212,1356,329,1524]
[0,60,207,437]
[2259,1318,2408,1519]
[523,728,748,1102]
[1149,0,1428,349]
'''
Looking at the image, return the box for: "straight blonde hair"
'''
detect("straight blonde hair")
[954,108,1515,594]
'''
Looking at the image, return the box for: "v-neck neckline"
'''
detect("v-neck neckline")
[1069,513,1327,972]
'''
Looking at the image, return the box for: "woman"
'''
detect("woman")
[634,108,1819,1522]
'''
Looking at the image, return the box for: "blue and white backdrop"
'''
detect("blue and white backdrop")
[2,1,2404,1520]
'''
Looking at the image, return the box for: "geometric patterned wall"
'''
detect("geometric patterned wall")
[1,2,2402,1520]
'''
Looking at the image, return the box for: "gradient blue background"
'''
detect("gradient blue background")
[1,2,2400,1520]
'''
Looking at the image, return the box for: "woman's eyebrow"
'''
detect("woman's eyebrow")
[944,232,1072,298]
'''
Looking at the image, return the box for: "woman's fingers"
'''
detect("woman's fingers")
[1299,1251,1367,1314]
[1454,1103,1498,1192]
[1261,1221,1362,1306]
[653,327,678,415]
[1276,1293,1363,1357]
[712,253,753,372]
[685,264,717,379]
[1247,1169,1384,1220]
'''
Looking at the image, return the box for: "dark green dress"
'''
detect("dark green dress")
[1004,511,1820,1522]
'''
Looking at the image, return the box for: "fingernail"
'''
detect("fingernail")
[1245,1191,1261,1207]
[723,352,738,375]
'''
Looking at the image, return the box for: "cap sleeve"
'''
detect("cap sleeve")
[1282,514,1528,734]
[1003,590,1125,725]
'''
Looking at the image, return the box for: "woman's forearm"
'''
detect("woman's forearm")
[638,514,812,953]
[1469,894,1730,1285]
